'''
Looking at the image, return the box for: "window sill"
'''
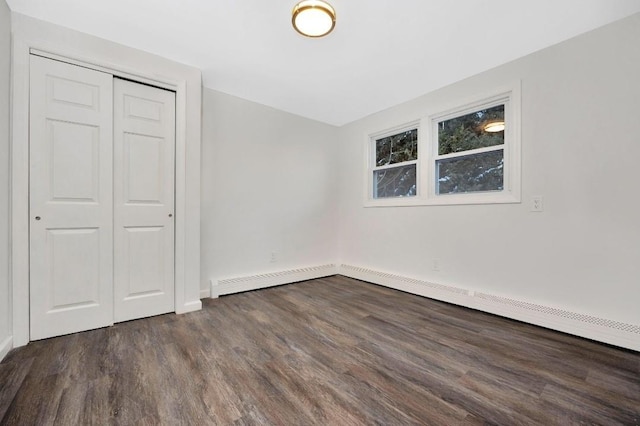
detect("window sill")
[364,191,521,207]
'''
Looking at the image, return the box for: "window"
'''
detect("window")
[366,83,520,206]
[370,124,419,199]
[435,104,505,195]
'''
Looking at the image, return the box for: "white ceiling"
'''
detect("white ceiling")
[7,0,640,126]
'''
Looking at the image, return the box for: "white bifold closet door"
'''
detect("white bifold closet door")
[29,55,175,340]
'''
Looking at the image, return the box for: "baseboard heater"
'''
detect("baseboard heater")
[212,264,338,297]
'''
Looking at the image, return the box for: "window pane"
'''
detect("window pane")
[437,150,503,194]
[438,105,504,155]
[374,164,416,198]
[375,129,418,166]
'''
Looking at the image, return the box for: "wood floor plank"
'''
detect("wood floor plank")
[1,275,639,425]
[0,358,33,421]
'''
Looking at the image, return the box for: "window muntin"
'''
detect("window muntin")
[435,103,505,195]
[371,127,418,199]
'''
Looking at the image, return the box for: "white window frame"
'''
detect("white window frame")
[365,121,423,207]
[364,82,521,207]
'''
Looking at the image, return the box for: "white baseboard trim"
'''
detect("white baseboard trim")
[176,300,202,314]
[200,286,211,299]
[214,264,338,297]
[338,264,640,352]
[0,335,13,362]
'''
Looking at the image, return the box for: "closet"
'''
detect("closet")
[29,55,176,340]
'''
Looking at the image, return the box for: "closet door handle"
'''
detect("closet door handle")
[35,216,41,221]
[168,213,173,218]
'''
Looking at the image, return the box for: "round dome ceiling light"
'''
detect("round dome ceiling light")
[292,0,336,38]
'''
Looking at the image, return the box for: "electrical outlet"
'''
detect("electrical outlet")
[270,252,277,263]
[433,259,440,271]
[531,195,544,212]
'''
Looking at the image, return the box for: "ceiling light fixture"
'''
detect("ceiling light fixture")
[292,0,336,38]
[483,120,505,133]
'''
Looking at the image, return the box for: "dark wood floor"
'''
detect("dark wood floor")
[1,276,639,425]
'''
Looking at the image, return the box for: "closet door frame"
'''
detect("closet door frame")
[10,27,202,347]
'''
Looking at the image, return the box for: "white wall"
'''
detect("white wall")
[201,88,339,291]
[338,14,640,329]
[0,0,11,358]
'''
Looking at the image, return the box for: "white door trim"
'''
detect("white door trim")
[10,19,202,347]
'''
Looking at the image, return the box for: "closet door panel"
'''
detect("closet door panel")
[113,78,176,322]
[29,55,114,340]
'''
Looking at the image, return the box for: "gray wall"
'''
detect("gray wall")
[337,13,640,327]
[200,88,339,290]
[0,0,11,354]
